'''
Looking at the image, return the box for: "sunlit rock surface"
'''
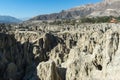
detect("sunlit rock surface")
[1,23,120,80]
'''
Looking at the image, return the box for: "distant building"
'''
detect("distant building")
[110,18,118,23]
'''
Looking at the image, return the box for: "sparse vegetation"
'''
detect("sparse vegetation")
[49,19,77,25]
[49,16,120,25]
[80,16,113,23]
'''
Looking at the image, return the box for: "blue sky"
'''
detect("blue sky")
[0,0,102,18]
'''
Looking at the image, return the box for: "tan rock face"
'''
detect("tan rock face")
[64,24,120,80]
[37,60,61,80]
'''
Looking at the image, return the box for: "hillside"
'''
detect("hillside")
[0,15,22,23]
[29,0,120,21]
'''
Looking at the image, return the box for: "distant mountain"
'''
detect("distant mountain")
[0,15,22,23]
[20,17,30,21]
[29,0,120,21]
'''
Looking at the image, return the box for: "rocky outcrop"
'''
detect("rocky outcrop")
[37,60,61,80]
[32,33,60,64]
[63,23,120,80]
[0,33,37,80]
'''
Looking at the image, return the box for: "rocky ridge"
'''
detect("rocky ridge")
[29,0,120,21]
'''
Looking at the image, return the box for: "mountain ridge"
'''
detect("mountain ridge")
[29,0,120,21]
[0,15,22,23]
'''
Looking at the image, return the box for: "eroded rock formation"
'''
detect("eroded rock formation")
[37,60,61,80]
[1,23,120,80]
